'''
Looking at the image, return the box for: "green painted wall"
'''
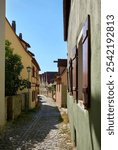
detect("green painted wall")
[67,0,101,150]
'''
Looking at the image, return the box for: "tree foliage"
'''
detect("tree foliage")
[5,40,28,96]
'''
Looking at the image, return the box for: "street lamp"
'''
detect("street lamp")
[26,66,31,111]
[27,66,32,79]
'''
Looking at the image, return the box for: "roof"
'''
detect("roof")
[63,0,71,41]
[28,50,35,57]
[57,59,67,67]
[5,18,32,59]
[19,37,31,48]
[40,72,57,84]
[32,57,41,71]
[6,18,41,72]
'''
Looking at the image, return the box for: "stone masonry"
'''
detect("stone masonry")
[0,96,73,150]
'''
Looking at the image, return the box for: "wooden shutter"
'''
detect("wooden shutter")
[69,58,73,95]
[67,69,70,92]
[32,66,35,77]
[72,47,78,101]
[82,15,90,109]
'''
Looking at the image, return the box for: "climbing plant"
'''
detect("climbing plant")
[5,40,28,96]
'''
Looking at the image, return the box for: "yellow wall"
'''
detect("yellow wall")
[5,19,32,85]
[0,0,6,127]
[30,62,40,108]
[5,19,40,109]
[5,19,34,108]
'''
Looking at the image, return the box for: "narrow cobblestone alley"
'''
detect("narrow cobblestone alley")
[0,96,73,150]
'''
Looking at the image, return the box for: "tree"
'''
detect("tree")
[5,40,28,96]
[47,83,56,98]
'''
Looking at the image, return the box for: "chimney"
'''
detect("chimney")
[12,21,16,32]
[19,33,22,39]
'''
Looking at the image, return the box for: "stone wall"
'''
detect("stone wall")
[5,95,22,120]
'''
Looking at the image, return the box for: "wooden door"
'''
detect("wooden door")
[7,96,13,120]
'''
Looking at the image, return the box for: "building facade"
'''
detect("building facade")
[5,19,40,110]
[40,73,47,96]
[55,59,67,108]
[31,57,40,108]
[63,0,101,150]
[0,0,5,127]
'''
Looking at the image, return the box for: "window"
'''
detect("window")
[67,15,91,109]
[82,15,90,108]
[68,58,73,95]
[36,70,39,80]
[72,47,78,101]
[78,39,83,101]
[32,66,35,77]
[32,90,36,102]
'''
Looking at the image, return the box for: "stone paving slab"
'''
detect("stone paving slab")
[0,96,73,150]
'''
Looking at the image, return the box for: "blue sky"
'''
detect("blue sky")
[6,0,67,73]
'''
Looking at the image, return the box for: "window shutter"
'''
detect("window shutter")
[82,15,90,109]
[32,66,35,77]
[68,58,73,95]
[67,69,70,92]
[72,47,78,101]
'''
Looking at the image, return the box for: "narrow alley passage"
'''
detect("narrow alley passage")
[0,96,73,150]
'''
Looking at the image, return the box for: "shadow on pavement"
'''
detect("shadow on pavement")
[0,95,63,150]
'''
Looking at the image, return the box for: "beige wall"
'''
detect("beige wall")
[56,84,62,107]
[56,69,67,107]
[0,0,6,127]
[61,70,67,107]
[61,69,67,86]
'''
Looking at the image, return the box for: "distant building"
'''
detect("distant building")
[55,59,67,108]
[40,73,47,96]
[40,71,57,97]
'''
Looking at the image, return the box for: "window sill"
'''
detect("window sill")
[77,100,87,111]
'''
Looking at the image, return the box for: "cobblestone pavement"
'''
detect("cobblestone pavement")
[0,96,73,150]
